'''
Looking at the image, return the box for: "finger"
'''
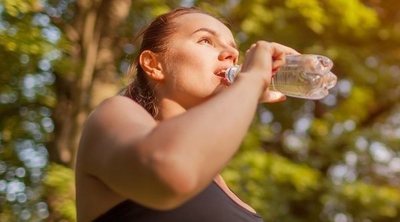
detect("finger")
[266,43,299,73]
[268,91,286,102]
[260,90,287,103]
[246,43,257,53]
[270,42,300,55]
[272,57,285,73]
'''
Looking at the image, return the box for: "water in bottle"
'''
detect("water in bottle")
[225,54,338,100]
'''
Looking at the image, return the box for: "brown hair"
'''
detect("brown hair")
[124,7,214,117]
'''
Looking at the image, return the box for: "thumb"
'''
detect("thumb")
[259,90,287,103]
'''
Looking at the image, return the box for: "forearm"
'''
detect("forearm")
[138,72,265,196]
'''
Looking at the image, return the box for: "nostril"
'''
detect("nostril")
[218,51,238,62]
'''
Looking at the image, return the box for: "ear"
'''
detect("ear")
[139,50,165,81]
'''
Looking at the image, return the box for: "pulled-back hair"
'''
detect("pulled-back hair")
[124,7,213,117]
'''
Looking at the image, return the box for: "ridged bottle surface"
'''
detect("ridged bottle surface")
[225,54,337,100]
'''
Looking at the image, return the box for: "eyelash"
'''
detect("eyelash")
[198,37,213,46]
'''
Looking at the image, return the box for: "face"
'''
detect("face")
[157,13,239,109]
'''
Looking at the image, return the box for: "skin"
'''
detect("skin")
[75,12,298,222]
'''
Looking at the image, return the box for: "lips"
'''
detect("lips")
[214,67,230,78]
[214,67,232,86]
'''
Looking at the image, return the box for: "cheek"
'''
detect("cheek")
[170,47,203,68]
[162,45,220,95]
[165,47,206,82]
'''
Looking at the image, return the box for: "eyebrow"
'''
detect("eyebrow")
[192,27,238,50]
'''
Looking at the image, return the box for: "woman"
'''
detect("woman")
[75,7,298,222]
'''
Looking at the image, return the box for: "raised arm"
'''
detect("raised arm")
[77,41,296,210]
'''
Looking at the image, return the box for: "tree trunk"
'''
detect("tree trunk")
[49,0,132,167]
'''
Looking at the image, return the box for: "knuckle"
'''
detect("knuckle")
[255,41,268,46]
[253,41,272,52]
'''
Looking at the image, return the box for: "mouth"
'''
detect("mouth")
[214,67,229,78]
[214,68,231,86]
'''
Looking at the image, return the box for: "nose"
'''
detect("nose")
[218,47,239,63]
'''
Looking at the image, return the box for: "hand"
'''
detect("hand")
[240,41,299,103]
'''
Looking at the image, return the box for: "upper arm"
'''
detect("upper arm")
[77,96,179,209]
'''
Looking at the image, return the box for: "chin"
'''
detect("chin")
[210,83,228,95]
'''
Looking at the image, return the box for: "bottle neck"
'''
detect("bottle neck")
[225,65,241,83]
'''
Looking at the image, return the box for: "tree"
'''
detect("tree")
[222,0,400,221]
[0,0,58,220]
[1,0,400,221]
[1,0,176,220]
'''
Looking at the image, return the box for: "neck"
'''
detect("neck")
[156,98,187,120]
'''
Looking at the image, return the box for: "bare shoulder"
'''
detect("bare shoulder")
[76,95,156,174]
[76,96,159,221]
[90,95,155,126]
[85,95,156,138]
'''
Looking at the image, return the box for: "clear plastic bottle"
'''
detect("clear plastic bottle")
[225,54,338,100]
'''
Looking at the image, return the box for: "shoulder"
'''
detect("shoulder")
[76,96,157,177]
[94,95,150,117]
[77,96,156,169]
[86,96,155,130]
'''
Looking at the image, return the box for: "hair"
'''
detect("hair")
[124,7,215,117]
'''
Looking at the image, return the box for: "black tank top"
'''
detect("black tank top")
[93,181,264,222]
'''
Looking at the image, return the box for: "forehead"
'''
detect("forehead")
[172,13,234,40]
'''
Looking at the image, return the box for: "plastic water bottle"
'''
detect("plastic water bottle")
[225,54,338,100]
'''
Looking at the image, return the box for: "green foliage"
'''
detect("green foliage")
[0,0,58,221]
[0,0,51,55]
[1,0,41,17]
[285,0,327,33]
[341,182,400,217]
[322,182,400,221]
[42,163,76,221]
[332,85,375,123]
[221,0,400,221]
[223,144,321,221]
[1,0,400,221]
[326,0,379,36]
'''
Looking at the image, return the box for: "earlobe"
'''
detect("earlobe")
[139,50,165,81]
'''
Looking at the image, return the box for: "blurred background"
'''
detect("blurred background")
[0,0,399,221]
